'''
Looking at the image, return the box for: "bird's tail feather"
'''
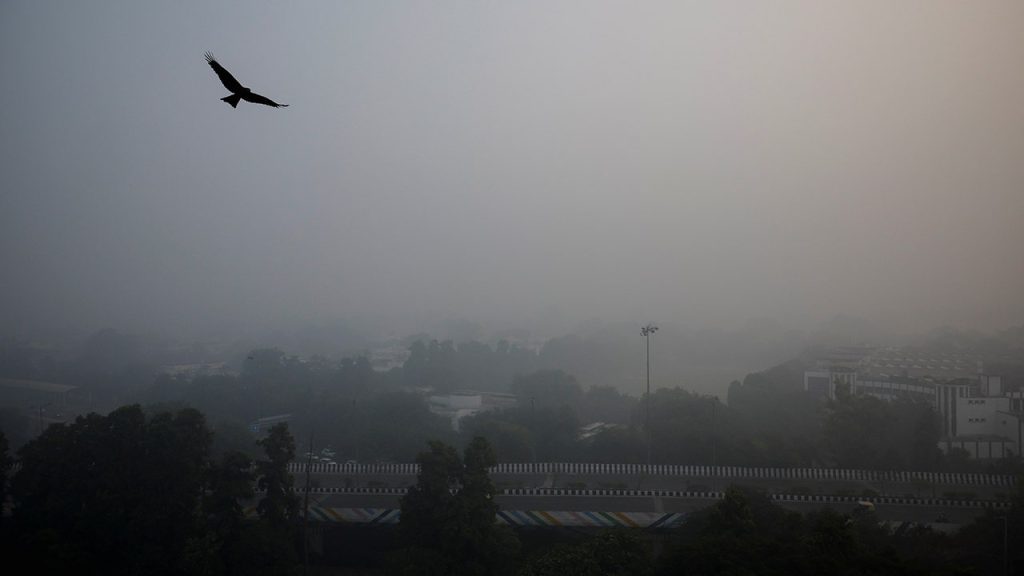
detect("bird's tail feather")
[221,94,242,108]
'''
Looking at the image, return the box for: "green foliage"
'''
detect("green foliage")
[9,405,214,575]
[511,370,583,411]
[0,429,9,513]
[205,450,255,543]
[404,340,462,393]
[399,440,462,553]
[461,404,580,462]
[580,385,636,424]
[660,486,918,576]
[453,340,540,393]
[230,422,302,576]
[823,393,941,470]
[584,427,645,463]
[395,437,519,576]
[461,417,533,462]
[361,392,456,462]
[640,388,723,465]
[726,359,821,466]
[256,422,299,527]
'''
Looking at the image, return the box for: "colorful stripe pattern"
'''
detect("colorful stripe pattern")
[248,506,685,527]
[496,510,686,528]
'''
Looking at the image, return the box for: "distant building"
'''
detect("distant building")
[0,378,77,405]
[804,367,856,399]
[994,407,1024,457]
[248,413,293,434]
[158,362,234,378]
[935,380,972,437]
[368,345,410,372]
[428,391,518,431]
[578,421,622,441]
[803,347,1021,459]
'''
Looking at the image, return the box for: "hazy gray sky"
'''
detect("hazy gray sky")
[2,1,1022,340]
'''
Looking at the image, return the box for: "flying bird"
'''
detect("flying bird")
[205,52,288,108]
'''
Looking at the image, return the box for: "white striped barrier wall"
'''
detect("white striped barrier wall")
[288,462,1018,488]
[255,486,1014,509]
[247,494,1011,526]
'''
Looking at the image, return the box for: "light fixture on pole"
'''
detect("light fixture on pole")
[641,323,658,468]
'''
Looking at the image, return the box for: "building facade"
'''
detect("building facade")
[803,347,1020,459]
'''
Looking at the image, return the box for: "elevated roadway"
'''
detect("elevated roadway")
[291,462,1017,502]
[282,488,998,529]
[278,460,1018,530]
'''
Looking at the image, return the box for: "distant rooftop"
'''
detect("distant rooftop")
[0,378,77,394]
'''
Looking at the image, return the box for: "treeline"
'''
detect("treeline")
[3,332,1023,473]
[119,349,1024,473]
[399,438,1024,576]
[136,350,1015,475]
[0,406,302,575]
[5,420,1020,575]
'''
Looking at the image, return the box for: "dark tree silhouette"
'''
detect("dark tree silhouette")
[205,52,289,108]
[0,430,9,521]
[393,438,518,576]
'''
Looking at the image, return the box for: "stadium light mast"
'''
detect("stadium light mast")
[641,323,658,468]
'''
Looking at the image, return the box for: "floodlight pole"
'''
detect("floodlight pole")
[641,324,658,469]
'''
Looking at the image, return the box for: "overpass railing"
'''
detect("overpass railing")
[287,461,1018,487]
[258,485,1014,510]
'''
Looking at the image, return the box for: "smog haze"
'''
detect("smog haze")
[2,1,1023,342]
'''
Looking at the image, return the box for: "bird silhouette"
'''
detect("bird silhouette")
[205,52,288,108]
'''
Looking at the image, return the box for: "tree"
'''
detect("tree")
[909,405,942,471]
[394,438,519,576]
[511,370,583,412]
[640,388,724,465]
[726,360,821,467]
[9,405,215,575]
[229,423,300,576]
[822,392,898,469]
[584,427,645,464]
[362,392,455,462]
[461,405,579,463]
[403,340,462,392]
[398,441,462,552]
[580,385,635,424]
[660,486,929,576]
[460,416,533,462]
[203,450,255,573]
[452,436,518,575]
[256,422,298,526]
[0,429,9,515]
[133,407,214,575]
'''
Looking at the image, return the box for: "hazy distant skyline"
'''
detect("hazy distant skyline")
[2,1,1022,341]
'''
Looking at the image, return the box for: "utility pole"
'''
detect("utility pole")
[530,395,536,464]
[641,323,658,468]
[711,399,717,469]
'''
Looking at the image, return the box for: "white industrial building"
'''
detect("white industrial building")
[427,391,518,431]
[804,347,1021,459]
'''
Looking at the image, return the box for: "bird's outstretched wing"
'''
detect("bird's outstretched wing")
[243,92,289,108]
[205,52,244,93]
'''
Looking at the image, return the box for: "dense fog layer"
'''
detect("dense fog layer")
[2,2,1022,342]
